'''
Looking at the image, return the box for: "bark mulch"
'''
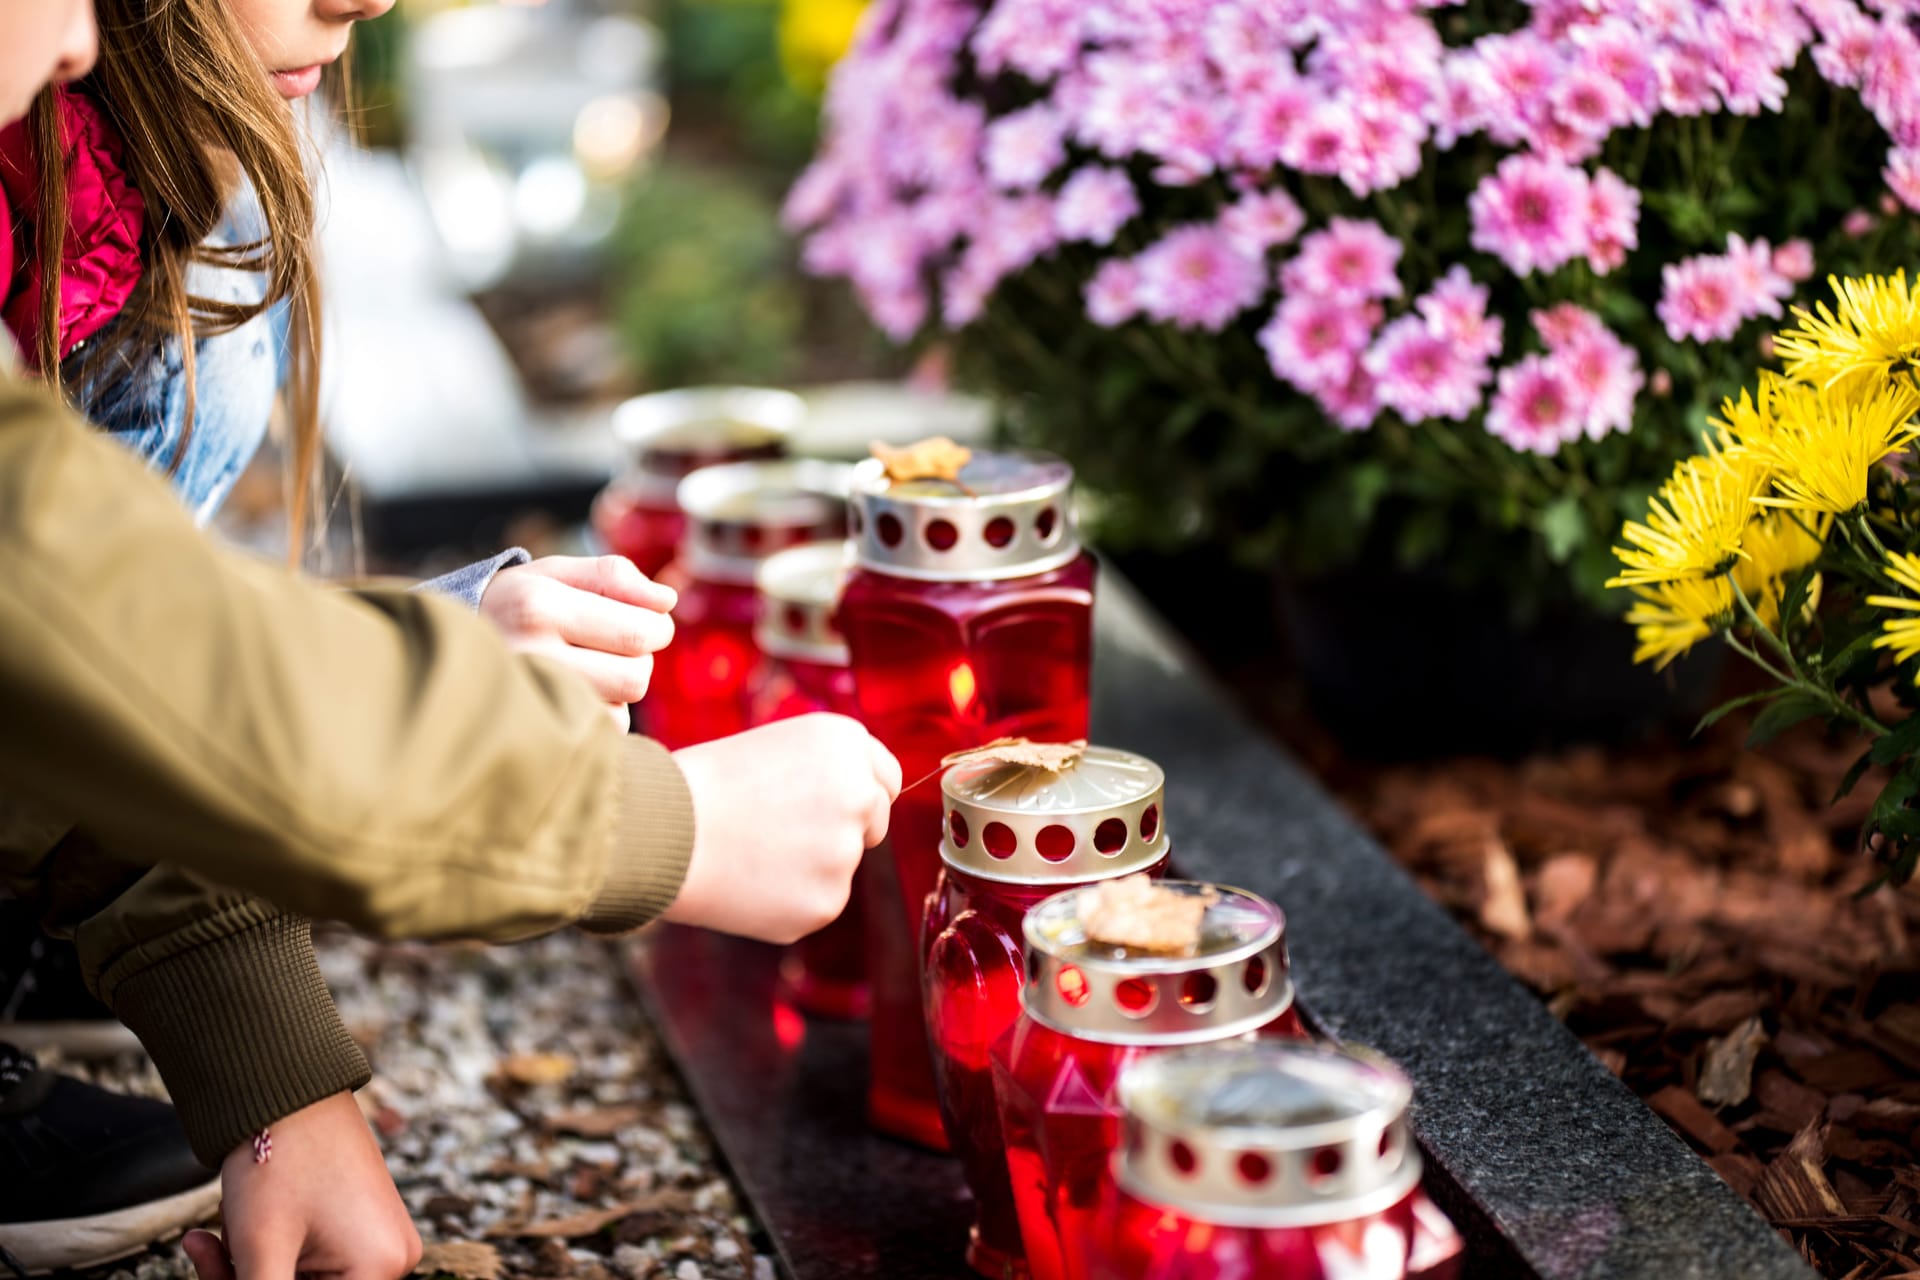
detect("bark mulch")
[1289,711,1920,1280]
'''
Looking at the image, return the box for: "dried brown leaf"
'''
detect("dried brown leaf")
[871,437,972,486]
[542,1104,644,1139]
[495,1052,576,1087]
[1699,1015,1769,1107]
[1079,875,1216,955]
[415,1242,502,1280]
[941,737,1087,773]
[489,1202,639,1240]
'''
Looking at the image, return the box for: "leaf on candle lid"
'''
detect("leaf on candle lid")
[871,436,972,486]
[941,737,1088,773]
[1079,875,1217,955]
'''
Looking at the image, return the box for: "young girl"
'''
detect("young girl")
[0,0,665,1275]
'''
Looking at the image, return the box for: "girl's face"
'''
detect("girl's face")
[226,0,395,100]
[0,0,96,127]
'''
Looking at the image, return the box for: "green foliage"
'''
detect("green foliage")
[607,164,804,387]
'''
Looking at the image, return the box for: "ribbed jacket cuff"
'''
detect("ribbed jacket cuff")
[107,915,370,1167]
[580,737,694,934]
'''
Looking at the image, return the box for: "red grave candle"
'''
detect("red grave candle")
[839,449,1096,1151]
[992,883,1307,1280]
[648,461,850,749]
[925,747,1172,1279]
[1084,1044,1463,1280]
[748,542,870,1020]
[591,387,802,578]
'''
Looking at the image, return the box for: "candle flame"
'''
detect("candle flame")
[947,660,978,715]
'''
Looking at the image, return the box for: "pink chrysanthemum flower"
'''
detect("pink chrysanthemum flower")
[1233,77,1318,170]
[1888,147,1920,213]
[1486,354,1581,456]
[862,283,930,343]
[1055,167,1140,245]
[984,103,1067,190]
[1584,168,1641,275]
[1571,20,1660,126]
[1535,306,1643,440]
[1259,294,1380,396]
[1134,224,1268,332]
[1657,254,1747,343]
[1726,233,1793,317]
[1282,217,1404,301]
[1220,188,1307,255]
[1811,4,1877,88]
[1364,313,1493,423]
[1844,207,1877,237]
[1279,99,1360,178]
[1415,265,1504,361]
[1772,238,1816,282]
[1316,365,1382,433]
[1473,31,1559,145]
[1085,258,1142,328]
[1659,44,1723,116]
[1468,154,1590,276]
[1532,302,1608,353]
[1434,53,1496,150]
[1551,65,1635,139]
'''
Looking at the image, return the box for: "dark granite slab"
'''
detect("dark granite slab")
[630,573,1813,1280]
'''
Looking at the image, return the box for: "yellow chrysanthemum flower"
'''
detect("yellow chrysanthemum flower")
[1733,512,1828,628]
[1608,446,1771,587]
[1749,379,1920,516]
[1708,372,1791,450]
[1868,550,1920,671]
[1626,575,1736,669]
[1775,271,1920,395]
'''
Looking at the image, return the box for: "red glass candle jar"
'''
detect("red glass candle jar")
[924,747,1171,1279]
[749,543,869,1020]
[839,449,1097,1150]
[591,387,803,578]
[1084,1044,1462,1280]
[647,461,850,749]
[993,883,1306,1280]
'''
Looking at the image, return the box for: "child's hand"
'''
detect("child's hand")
[666,714,902,944]
[480,556,677,728]
[181,1091,420,1280]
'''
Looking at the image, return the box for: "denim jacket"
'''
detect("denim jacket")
[72,185,526,604]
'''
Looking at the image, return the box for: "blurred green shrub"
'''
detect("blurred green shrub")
[608,163,804,386]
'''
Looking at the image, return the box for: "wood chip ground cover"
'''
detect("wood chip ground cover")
[1290,705,1920,1279]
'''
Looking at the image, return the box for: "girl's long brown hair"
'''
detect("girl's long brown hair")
[27,0,326,562]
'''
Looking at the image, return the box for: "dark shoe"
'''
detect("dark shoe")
[0,1045,218,1275]
[0,903,139,1058]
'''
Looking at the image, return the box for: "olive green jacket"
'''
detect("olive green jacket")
[0,368,693,1163]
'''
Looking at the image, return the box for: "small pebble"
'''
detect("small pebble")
[675,1262,703,1280]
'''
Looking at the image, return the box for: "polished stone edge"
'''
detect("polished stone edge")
[1088,574,1811,1280]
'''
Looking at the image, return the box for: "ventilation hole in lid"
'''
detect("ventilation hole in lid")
[1115,978,1158,1017]
[1057,965,1090,1007]
[1094,818,1127,855]
[926,518,958,551]
[984,516,1015,548]
[1036,824,1076,863]
[949,810,970,848]
[983,822,1017,859]
[1238,1151,1273,1186]
[876,513,903,548]
[1179,972,1218,1012]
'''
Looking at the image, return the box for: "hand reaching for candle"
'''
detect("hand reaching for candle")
[479,556,677,730]
[666,714,902,944]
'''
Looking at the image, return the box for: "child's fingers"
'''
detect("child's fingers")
[557,590,676,657]
[227,1231,299,1280]
[528,641,656,706]
[181,1230,236,1280]
[867,735,903,799]
[528,555,678,612]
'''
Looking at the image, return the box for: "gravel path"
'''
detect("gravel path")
[69,930,770,1280]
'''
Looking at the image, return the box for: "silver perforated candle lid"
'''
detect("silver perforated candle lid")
[675,460,853,586]
[1021,882,1292,1046]
[611,387,803,500]
[754,541,850,665]
[1115,1043,1421,1229]
[849,448,1079,581]
[941,746,1166,885]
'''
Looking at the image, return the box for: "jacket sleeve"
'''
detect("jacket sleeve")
[415,547,533,611]
[0,376,693,943]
